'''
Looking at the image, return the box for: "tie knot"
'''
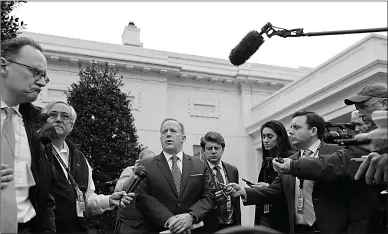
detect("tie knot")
[171,155,179,163]
[304,149,313,157]
[3,107,14,118]
[214,165,221,171]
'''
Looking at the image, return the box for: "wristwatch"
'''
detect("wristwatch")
[188,211,198,223]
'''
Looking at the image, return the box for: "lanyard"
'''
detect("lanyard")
[51,145,79,189]
[298,143,321,190]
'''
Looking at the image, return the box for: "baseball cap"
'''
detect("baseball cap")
[344,84,387,105]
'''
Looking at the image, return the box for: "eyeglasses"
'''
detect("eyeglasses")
[356,99,381,113]
[7,60,49,84]
[48,111,71,121]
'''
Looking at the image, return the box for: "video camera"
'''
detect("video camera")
[322,122,355,144]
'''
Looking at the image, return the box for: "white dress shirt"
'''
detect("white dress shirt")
[294,139,321,225]
[52,142,113,217]
[206,160,228,184]
[1,101,36,223]
[163,151,184,172]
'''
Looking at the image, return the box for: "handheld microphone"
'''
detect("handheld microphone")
[126,165,148,193]
[229,22,272,66]
[36,114,59,145]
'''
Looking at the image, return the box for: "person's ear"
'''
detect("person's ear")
[311,127,318,137]
[181,135,186,142]
[380,98,387,110]
[1,57,8,76]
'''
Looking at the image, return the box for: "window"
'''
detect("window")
[193,145,203,160]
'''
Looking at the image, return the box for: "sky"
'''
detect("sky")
[12,2,387,69]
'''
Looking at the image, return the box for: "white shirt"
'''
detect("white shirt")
[206,160,228,184]
[1,101,36,223]
[294,140,321,225]
[52,142,113,217]
[163,151,183,172]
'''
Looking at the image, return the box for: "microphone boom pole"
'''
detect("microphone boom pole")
[229,23,387,66]
[269,26,388,38]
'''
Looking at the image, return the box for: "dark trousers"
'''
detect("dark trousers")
[18,221,32,234]
[219,223,237,230]
[55,217,88,233]
[114,220,146,234]
[295,224,320,233]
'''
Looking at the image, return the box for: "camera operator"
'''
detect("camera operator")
[271,84,387,233]
[350,110,372,135]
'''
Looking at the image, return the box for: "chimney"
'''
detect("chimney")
[122,22,143,47]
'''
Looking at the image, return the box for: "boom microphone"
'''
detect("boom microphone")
[229,22,272,66]
[229,31,264,66]
[126,165,148,193]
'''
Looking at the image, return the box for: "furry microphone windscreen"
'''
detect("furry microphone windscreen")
[229,30,264,66]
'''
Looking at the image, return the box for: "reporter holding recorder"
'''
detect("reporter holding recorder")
[270,84,387,233]
[254,120,294,233]
[226,111,346,234]
[42,101,134,233]
[200,131,241,232]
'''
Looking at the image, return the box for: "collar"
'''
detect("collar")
[1,100,22,117]
[302,139,321,156]
[52,141,69,154]
[164,150,184,162]
[206,160,224,171]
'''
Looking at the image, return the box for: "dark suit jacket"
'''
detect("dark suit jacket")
[203,160,241,232]
[244,142,347,234]
[19,103,56,232]
[135,152,216,233]
[290,143,385,233]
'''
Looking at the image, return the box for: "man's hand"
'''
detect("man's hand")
[354,127,388,152]
[272,158,292,174]
[224,183,247,199]
[251,182,269,189]
[1,164,13,190]
[355,152,388,185]
[109,191,134,208]
[168,213,193,233]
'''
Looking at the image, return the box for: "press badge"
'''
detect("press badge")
[297,192,304,214]
[264,204,270,214]
[75,186,86,212]
[14,160,35,188]
[76,200,84,217]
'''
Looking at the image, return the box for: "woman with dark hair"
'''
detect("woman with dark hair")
[254,120,294,233]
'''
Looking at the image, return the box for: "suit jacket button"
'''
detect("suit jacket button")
[177,203,181,208]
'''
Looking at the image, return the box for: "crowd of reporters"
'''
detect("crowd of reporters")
[1,36,387,234]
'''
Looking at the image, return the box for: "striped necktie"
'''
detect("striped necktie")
[1,107,18,233]
[302,149,316,226]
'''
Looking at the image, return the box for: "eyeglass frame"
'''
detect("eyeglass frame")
[48,111,72,121]
[356,98,382,113]
[6,59,50,84]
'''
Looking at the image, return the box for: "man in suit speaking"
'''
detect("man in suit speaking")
[135,118,216,233]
